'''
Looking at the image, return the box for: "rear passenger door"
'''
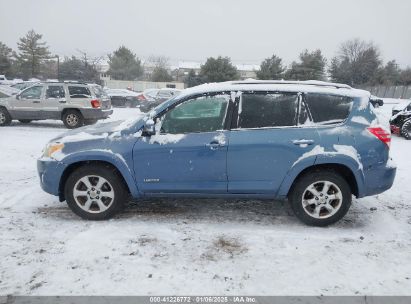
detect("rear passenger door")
[227,91,320,195]
[42,85,66,119]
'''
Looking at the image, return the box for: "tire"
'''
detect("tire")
[289,170,352,226]
[64,164,128,220]
[401,120,411,140]
[62,110,84,129]
[18,119,32,124]
[84,119,98,125]
[0,107,12,126]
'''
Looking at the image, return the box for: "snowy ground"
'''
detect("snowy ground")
[0,104,411,295]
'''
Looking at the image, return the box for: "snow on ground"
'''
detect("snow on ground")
[0,106,411,295]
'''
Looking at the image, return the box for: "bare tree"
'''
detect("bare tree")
[330,38,381,86]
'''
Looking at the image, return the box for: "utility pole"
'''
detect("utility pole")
[55,55,60,80]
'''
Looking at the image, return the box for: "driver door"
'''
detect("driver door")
[133,93,232,194]
[12,85,44,119]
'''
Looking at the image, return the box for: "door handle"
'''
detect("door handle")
[32,100,40,103]
[206,141,225,150]
[292,139,314,146]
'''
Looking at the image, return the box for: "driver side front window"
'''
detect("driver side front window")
[20,86,43,99]
[159,94,230,134]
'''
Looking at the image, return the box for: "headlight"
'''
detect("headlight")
[43,142,64,158]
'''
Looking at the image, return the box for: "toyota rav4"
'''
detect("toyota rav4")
[37,80,396,226]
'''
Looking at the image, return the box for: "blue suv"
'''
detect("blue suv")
[37,81,396,226]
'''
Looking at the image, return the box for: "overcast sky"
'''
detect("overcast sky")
[1,0,410,67]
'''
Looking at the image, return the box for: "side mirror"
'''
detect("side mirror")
[16,94,20,100]
[142,119,156,136]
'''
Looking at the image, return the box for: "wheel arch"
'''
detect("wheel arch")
[58,159,138,202]
[277,158,364,199]
[61,108,81,120]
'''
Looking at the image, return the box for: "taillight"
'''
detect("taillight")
[367,127,391,148]
[91,99,101,108]
[137,94,146,101]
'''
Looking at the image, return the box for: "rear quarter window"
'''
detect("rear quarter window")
[305,93,353,124]
[68,86,91,98]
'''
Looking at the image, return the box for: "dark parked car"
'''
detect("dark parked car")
[370,95,384,108]
[390,101,411,139]
[106,89,144,108]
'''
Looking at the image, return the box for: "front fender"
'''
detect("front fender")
[61,150,140,198]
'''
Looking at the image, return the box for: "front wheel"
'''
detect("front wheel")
[289,170,352,226]
[64,164,128,220]
[0,107,12,126]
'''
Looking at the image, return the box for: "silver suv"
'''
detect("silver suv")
[0,82,113,128]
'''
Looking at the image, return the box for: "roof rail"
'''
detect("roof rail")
[230,79,352,89]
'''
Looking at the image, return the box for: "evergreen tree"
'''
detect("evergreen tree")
[0,42,13,77]
[200,56,239,82]
[16,30,50,78]
[285,49,326,81]
[59,56,99,82]
[399,68,411,86]
[151,67,173,82]
[108,46,143,80]
[377,60,401,85]
[256,55,284,80]
[147,55,173,82]
[184,69,204,87]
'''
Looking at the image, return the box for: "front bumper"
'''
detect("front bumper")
[362,160,396,197]
[80,108,113,120]
[37,157,67,197]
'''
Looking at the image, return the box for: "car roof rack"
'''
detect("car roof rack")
[230,80,352,89]
[38,80,89,85]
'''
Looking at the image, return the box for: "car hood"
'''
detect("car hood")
[51,118,145,144]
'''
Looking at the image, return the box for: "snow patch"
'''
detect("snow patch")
[333,144,363,170]
[58,132,108,143]
[292,145,325,167]
[149,134,186,145]
[351,116,370,125]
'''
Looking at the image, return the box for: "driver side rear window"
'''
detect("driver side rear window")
[237,92,299,129]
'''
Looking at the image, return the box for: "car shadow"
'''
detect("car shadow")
[38,197,368,229]
[11,121,67,129]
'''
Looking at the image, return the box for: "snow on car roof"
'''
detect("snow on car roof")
[179,80,370,99]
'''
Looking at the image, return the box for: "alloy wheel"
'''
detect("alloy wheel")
[73,175,115,213]
[301,181,343,219]
[66,114,79,127]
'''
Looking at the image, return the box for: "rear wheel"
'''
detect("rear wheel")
[62,110,84,129]
[0,108,12,126]
[64,164,128,220]
[289,170,352,226]
[401,120,411,140]
[18,119,32,124]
